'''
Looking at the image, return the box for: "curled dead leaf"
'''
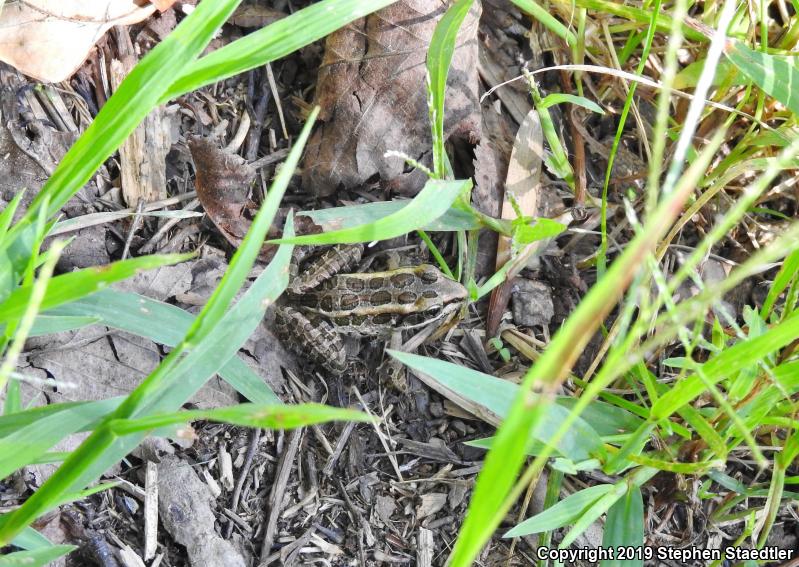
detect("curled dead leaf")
[189,136,321,262]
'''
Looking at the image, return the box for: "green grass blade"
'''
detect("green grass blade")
[22,315,99,337]
[8,526,53,551]
[561,468,655,549]
[724,40,799,117]
[0,545,76,566]
[301,200,479,232]
[509,0,576,47]
[0,402,120,480]
[0,254,191,324]
[163,0,399,101]
[389,351,637,462]
[539,93,605,114]
[0,399,121,439]
[109,403,371,436]
[0,190,23,241]
[503,484,614,537]
[651,312,799,419]
[49,290,278,404]
[600,487,645,567]
[273,179,471,245]
[426,0,474,176]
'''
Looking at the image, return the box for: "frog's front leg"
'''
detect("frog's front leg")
[274,305,347,374]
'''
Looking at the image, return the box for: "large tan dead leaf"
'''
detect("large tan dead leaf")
[0,1,169,83]
[303,0,482,197]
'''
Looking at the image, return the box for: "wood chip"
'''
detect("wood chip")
[144,461,159,561]
[218,443,235,491]
[110,45,171,206]
[417,527,434,567]
[417,493,447,520]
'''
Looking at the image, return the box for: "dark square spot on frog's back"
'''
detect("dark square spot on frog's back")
[390,272,415,288]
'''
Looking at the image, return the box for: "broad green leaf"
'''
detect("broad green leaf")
[110,403,371,435]
[0,545,75,566]
[539,93,605,114]
[0,255,190,324]
[652,312,799,419]
[301,200,479,233]
[426,0,474,176]
[600,488,645,567]
[49,289,278,404]
[513,217,567,246]
[25,315,99,337]
[674,58,739,90]
[163,0,399,101]
[561,468,655,549]
[389,351,634,462]
[273,179,472,245]
[503,485,614,537]
[724,41,799,117]
[9,527,52,551]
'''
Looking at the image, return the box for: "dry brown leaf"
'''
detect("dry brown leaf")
[0,1,158,82]
[486,110,543,336]
[303,0,482,197]
[189,135,256,247]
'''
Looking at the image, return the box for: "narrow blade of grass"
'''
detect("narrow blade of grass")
[0,545,76,566]
[109,403,371,436]
[0,254,191,324]
[427,0,475,176]
[503,484,614,537]
[724,40,799,117]
[163,0,399,101]
[273,179,471,245]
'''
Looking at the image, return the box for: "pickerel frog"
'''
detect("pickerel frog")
[274,244,467,374]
